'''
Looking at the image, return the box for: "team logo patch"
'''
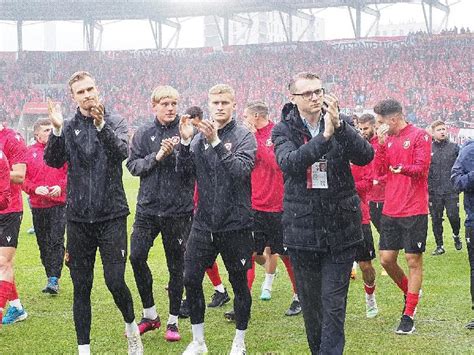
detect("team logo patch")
[171,135,180,145]
[15,134,21,141]
[74,129,81,136]
[121,250,125,257]
[403,140,411,149]
[417,242,422,248]
[388,142,393,148]
[224,142,232,151]
[240,258,246,266]
[33,152,37,159]
[266,138,273,147]
[178,239,183,245]
[284,247,287,251]
[467,237,470,244]
[369,251,373,257]
[150,135,156,142]
[204,143,209,150]
[6,236,11,243]
[424,134,429,141]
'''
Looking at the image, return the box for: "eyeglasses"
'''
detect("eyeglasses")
[292,88,325,100]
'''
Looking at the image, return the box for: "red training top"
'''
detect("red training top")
[23,142,67,208]
[368,136,387,203]
[0,150,11,210]
[251,121,283,212]
[0,128,27,214]
[351,162,373,225]
[374,124,431,218]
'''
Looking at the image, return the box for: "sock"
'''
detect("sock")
[192,323,205,342]
[143,305,158,320]
[293,293,299,302]
[168,314,178,326]
[214,284,225,293]
[247,256,256,291]
[404,292,419,318]
[233,329,246,345]
[396,276,409,295]
[0,281,13,323]
[282,257,297,294]
[78,344,91,355]
[206,262,222,287]
[125,321,139,336]
[364,283,376,296]
[263,273,275,291]
[9,298,22,310]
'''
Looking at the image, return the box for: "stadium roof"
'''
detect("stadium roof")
[0,0,449,22]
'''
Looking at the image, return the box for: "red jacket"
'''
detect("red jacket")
[0,150,10,210]
[351,162,373,224]
[23,142,67,208]
[0,128,26,214]
[368,136,386,203]
[374,124,431,217]
[251,121,283,212]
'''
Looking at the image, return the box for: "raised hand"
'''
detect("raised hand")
[156,138,175,161]
[196,119,218,145]
[48,98,64,130]
[90,102,105,127]
[179,114,195,142]
[377,123,389,145]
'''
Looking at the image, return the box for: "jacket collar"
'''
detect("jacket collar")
[154,115,179,130]
[218,118,236,135]
[281,102,315,139]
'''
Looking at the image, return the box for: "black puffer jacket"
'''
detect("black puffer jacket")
[272,103,374,252]
[44,108,129,223]
[428,139,459,196]
[126,116,193,217]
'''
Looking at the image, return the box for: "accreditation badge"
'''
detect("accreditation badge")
[307,160,328,189]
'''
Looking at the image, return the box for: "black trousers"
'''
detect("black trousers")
[184,228,253,330]
[32,205,66,278]
[467,227,474,309]
[369,201,384,234]
[67,217,135,345]
[129,213,191,316]
[429,193,461,246]
[289,247,355,355]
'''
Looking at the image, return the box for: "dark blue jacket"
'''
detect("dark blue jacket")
[451,140,474,227]
[272,103,374,252]
[177,119,256,232]
[44,108,129,223]
[126,116,193,217]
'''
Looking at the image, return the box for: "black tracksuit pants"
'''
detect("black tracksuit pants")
[467,227,474,309]
[31,205,66,278]
[429,193,461,247]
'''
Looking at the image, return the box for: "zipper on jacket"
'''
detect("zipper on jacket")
[88,123,93,223]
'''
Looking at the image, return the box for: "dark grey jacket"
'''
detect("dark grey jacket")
[429,139,460,196]
[126,116,193,217]
[272,103,374,252]
[44,108,129,223]
[177,119,256,232]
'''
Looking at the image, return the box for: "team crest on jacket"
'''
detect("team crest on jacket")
[0,151,2,159]
[388,142,393,148]
[74,129,81,136]
[266,138,273,147]
[171,135,180,145]
[403,140,411,149]
[150,135,156,142]
[424,135,429,141]
[224,142,232,150]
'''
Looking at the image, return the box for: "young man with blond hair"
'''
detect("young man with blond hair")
[127,85,194,341]
[178,84,256,355]
[45,71,143,354]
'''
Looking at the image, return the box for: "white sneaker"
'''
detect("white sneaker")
[365,294,378,318]
[182,340,208,355]
[127,333,144,355]
[230,341,246,355]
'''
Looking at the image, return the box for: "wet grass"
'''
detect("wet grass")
[2,169,473,354]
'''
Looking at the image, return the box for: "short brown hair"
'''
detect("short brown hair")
[208,84,235,100]
[68,71,95,92]
[288,72,321,93]
[245,101,269,117]
[358,113,375,125]
[33,117,52,133]
[373,99,403,117]
[431,119,445,129]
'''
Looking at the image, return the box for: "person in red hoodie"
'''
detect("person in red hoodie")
[351,117,378,319]
[0,151,11,211]
[0,123,27,326]
[23,118,67,295]
[373,99,431,335]
[223,101,301,322]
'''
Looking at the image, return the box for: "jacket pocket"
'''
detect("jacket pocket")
[326,195,363,250]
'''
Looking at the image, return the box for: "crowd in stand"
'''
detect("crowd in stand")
[0,32,472,128]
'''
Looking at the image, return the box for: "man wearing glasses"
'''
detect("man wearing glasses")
[272,72,373,354]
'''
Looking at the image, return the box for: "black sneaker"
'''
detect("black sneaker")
[396,315,415,335]
[179,299,190,319]
[431,246,445,256]
[466,319,474,330]
[453,235,462,250]
[207,289,230,308]
[285,300,302,316]
[224,309,235,322]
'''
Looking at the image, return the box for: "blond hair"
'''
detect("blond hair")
[245,101,269,117]
[208,84,235,100]
[151,85,179,104]
[68,71,95,93]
